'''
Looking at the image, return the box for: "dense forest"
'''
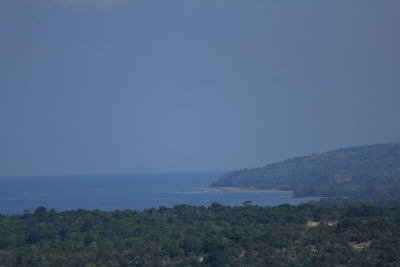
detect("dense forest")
[1,204,400,266]
[212,143,400,204]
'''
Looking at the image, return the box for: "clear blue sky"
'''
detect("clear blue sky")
[1,0,400,176]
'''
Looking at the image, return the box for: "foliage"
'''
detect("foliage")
[1,204,400,266]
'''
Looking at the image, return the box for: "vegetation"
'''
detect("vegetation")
[212,143,400,203]
[1,204,400,266]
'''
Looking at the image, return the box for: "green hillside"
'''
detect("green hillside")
[212,143,400,202]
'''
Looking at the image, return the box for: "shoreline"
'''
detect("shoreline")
[211,187,294,194]
[211,187,330,200]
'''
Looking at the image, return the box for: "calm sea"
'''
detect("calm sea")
[0,172,313,214]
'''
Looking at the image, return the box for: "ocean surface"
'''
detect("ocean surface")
[0,172,314,214]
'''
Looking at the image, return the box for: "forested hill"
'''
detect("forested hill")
[212,143,400,201]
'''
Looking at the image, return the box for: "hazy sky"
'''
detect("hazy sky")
[1,0,400,176]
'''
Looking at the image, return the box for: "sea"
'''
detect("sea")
[0,172,314,214]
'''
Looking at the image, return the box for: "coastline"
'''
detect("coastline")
[211,187,293,194]
[210,187,328,201]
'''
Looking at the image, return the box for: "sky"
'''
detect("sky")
[1,0,400,176]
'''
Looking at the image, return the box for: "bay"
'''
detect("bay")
[0,172,313,214]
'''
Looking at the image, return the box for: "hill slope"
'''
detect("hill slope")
[212,143,400,201]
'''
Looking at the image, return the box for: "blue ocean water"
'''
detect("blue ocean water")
[0,172,313,214]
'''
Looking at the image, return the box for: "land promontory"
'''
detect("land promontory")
[212,143,400,203]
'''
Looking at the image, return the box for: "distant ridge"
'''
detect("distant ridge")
[212,142,400,203]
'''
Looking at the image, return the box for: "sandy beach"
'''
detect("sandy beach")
[211,187,293,194]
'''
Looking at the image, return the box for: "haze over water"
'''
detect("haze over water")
[1,1,400,177]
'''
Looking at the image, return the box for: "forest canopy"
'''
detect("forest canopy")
[1,204,400,266]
